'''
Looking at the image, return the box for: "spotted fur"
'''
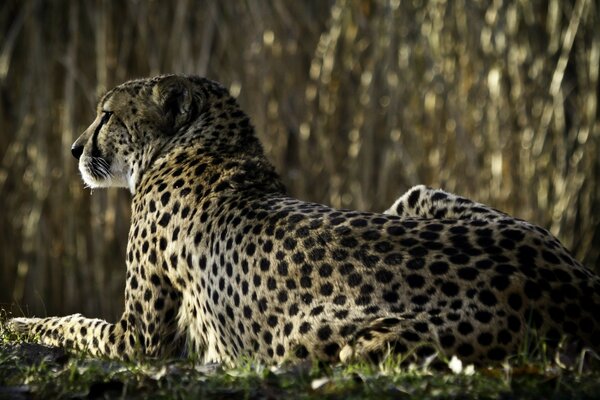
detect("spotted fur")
[9,75,600,365]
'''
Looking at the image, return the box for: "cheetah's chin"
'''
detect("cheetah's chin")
[78,158,131,192]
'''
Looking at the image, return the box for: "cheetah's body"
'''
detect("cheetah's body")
[10,75,600,365]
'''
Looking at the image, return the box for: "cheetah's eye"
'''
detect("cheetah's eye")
[100,111,113,125]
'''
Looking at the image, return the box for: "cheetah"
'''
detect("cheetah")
[9,75,600,365]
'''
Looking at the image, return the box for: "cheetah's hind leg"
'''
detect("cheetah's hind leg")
[339,315,442,365]
[384,185,508,221]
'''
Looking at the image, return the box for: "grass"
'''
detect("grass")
[2,318,600,399]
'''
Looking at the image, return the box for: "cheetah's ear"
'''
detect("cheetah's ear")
[153,75,195,134]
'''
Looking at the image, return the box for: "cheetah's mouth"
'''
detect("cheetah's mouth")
[79,155,114,188]
[88,157,112,180]
[79,154,134,192]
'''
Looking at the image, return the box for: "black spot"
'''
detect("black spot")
[449,253,470,265]
[159,237,167,250]
[478,290,497,306]
[320,283,334,296]
[386,226,405,236]
[324,343,340,357]
[407,189,421,208]
[414,322,428,333]
[375,268,393,283]
[374,241,394,253]
[284,238,297,250]
[318,263,333,277]
[401,330,420,342]
[411,295,429,306]
[477,259,495,270]
[150,274,160,286]
[406,274,425,288]
[542,250,560,265]
[299,322,311,334]
[340,237,359,248]
[441,282,459,296]
[409,246,428,257]
[497,329,512,344]
[429,261,449,275]
[407,258,425,270]
[263,331,273,345]
[301,293,313,304]
[508,293,522,311]
[440,334,455,348]
[477,332,493,346]
[276,344,285,357]
[456,343,474,358]
[160,191,171,206]
[148,249,157,264]
[490,275,510,291]
[458,321,474,335]
[347,273,362,287]
[263,240,273,253]
[350,218,368,228]
[362,230,381,242]
[501,229,524,241]
[309,248,326,261]
[277,261,289,276]
[283,323,293,336]
[300,276,312,288]
[310,305,324,316]
[383,291,399,303]
[246,243,256,256]
[331,249,348,261]
[295,345,309,359]
[457,267,479,281]
[292,252,304,264]
[475,311,492,323]
[289,303,300,316]
[487,347,507,361]
[554,269,572,283]
[260,258,270,271]
[339,263,354,276]
[524,281,542,300]
[384,253,403,266]
[507,315,521,332]
[267,315,278,327]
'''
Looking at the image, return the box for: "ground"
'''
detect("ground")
[1,315,600,399]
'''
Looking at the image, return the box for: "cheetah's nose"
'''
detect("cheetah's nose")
[71,144,84,160]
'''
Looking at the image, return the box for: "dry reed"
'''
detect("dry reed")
[0,0,598,319]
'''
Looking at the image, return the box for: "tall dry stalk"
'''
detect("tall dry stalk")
[0,0,598,319]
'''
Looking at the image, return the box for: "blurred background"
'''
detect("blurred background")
[1,0,598,321]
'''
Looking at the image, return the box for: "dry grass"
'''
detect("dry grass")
[0,0,598,320]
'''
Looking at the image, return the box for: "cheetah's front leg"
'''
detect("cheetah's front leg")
[8,270,184,360]
[8,313,138,359]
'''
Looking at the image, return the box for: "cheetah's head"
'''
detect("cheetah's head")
[71,75,257,194]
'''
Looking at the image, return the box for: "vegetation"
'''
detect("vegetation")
[2,317,600,399]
